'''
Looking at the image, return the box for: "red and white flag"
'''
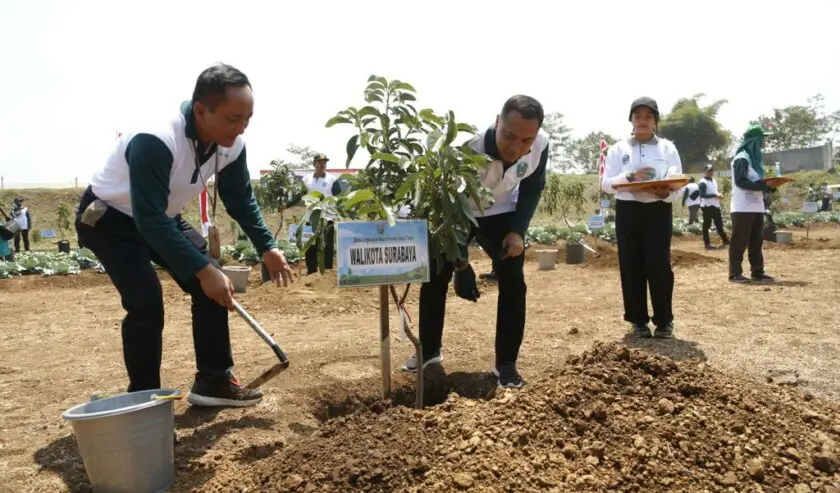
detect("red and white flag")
[199,189,210,237]
[597,138,608,189]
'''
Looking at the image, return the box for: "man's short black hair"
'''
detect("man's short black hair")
[192,63,251,111]
[501,95,544,127]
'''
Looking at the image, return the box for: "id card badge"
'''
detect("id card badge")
[745,191,762,204]
[208,225,221,259]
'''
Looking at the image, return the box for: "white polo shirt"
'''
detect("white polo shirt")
[601,135,683,203]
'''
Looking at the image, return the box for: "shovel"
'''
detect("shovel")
[232,299,290,390]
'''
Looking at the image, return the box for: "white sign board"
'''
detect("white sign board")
[801,201,820,214]
[587,215,605,231]
[833,191,840,200]
[40,229,57,239]
[335,220,430,288]
[288,224,314,243]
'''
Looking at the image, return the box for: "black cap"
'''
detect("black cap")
[313,153,330,163]
[629,97,659,121]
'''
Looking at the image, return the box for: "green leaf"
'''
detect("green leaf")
[456,123,477,134]
[344,189,376,208]
[399,93,417,102]
[427,130,445,152]
[326,116,351,128]
[345,135,359,168]
[394,82,417,92]
[381,204,397,226]
[359,106,380,118]
[365,92,384,103]
[444,111,458,147]
[371,152,400,163]
[419,108,437,121]
[357,202,382,218]
[395,172,421,199]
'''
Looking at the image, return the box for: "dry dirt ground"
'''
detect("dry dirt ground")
[1,226,839,492]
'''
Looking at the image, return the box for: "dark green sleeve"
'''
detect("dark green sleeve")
[698,181,716,198]
[733,158,769,192]
[510,145,549,238]
[217,146,278,254]
[331,179,342,196]
[127,133,210,282]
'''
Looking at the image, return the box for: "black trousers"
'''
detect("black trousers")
[75,187,233,392]
[729,212,764,278]
[701,206,729,246]
[13,229,30,252]
[615,200,674,328]
[305,221,335,274]
[419,212,526,366]
[688,205,700,224]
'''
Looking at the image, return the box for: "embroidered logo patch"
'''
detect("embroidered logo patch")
[515,162,528,178]
[622,154,630,165]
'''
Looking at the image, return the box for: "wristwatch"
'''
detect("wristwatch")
[625,172,636,182]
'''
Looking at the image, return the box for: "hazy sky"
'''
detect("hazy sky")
[2,0,839,187]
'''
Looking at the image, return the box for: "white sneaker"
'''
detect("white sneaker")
[400,349,443,372]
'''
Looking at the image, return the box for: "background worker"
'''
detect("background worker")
[75,63,294,408]
[11,196,32,253]
[698,164,729,249]
[301,153,341,274]
[728,125,775,284]
[681,177,701,224]
[402,95,549,389]
[601,97,683,339]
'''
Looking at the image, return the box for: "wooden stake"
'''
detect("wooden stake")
[379,285,391,398]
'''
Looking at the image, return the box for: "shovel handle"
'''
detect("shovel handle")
[232,299,289,364]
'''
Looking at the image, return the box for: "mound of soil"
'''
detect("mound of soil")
[243,270,383,316]
[766,235,840,251]
[206,343,840,492]
[581,246,721,270]
[0,269,112,292]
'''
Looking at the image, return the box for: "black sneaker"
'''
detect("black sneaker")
[632,324,651,338]
[653,323,675,339]
[479,271,497,283]
[751,274,775,283]
[493,363,525,389]
[729,275,750,283]
[186,374,263,407]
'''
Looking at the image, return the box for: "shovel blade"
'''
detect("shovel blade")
[244,362,289,390]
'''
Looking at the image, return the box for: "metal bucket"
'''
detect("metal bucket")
[62,388,180,493]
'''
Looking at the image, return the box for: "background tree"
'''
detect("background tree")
[658,93,730,165]
[285,144,319,169]
[541,112,572,171]
[565,131,617,174]
[751,94,838,152]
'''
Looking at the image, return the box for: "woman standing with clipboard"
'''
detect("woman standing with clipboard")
[601,97,684,339]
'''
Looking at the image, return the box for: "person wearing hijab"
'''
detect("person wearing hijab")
[728,125,775,283]
[601,97,683,339]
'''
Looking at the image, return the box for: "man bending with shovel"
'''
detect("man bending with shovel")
[75,64,294,407]
[401,95,549,389]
